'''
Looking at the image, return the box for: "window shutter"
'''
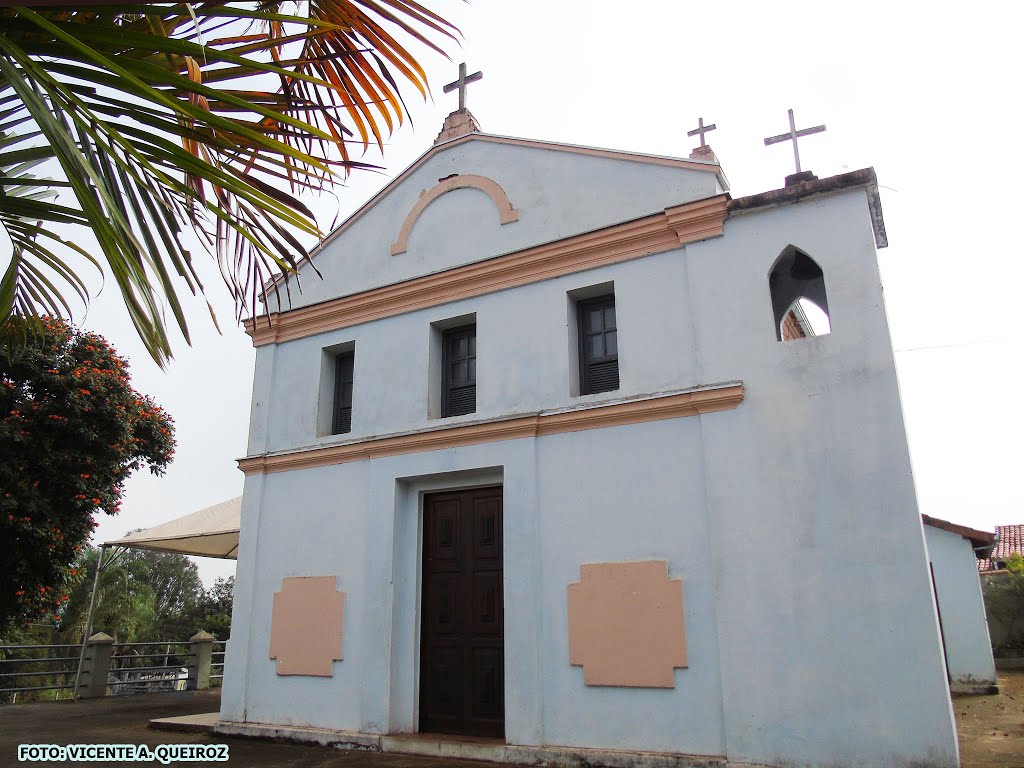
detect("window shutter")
[447,385,476,417]
[335,406,352,434]
[586,359,619,393]
[443,324,477,417]
[333,351,355,434]
[578,294,619,395]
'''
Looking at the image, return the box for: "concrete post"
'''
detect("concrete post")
[77,632,114,699]
[187,631,215,691]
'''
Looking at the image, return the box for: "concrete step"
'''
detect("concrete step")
[149,712,220,733]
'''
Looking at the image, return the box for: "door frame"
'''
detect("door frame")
[387,468,505,737]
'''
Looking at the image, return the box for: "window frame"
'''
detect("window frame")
[441,323,477,417]
[577,293,619,396]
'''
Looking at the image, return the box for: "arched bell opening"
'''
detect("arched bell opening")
[769,246,830,341]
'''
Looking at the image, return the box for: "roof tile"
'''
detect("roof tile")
[978,524,1024,571]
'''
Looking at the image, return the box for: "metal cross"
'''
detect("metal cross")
[763,109,826,174]
[687,116,716,148]
[443,62,483,111]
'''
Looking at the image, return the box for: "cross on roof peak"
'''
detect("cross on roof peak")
[687,116,716,148]
[763,108,826,175]
[443,62,483,112]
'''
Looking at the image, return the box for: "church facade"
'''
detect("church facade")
[218,108,960,767]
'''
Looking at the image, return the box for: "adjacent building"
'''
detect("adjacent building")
[979,524,1024,572]
[922,514,998,693]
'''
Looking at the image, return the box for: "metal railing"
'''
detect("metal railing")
[211,643,226,682]
[0,633,227,703]
[0,644,81,703]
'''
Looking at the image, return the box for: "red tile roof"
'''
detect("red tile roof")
[978,524,1024,572]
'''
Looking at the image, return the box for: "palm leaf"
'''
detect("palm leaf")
[0,1,457,365]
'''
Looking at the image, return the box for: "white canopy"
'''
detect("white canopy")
[104,497,241,559]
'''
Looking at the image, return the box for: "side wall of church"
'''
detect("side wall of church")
[924,525,998,686]
[223,186,959,767]
[690,191,958,766]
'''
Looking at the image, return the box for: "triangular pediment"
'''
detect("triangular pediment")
[268,131,728,313]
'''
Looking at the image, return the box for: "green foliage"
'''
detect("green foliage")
[0,622,77,703]
[150,575,234,643]
[0,318,174,628]
[193,576,235,642]
[1004,553,1024,574]
[58,548,155,644]
[0,551,232,703]
[983,556,1024,652]
[58,546,226,644]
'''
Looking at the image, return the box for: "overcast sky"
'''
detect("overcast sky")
[81,0,1024,585]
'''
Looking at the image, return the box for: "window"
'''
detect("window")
[578,294,619,395]
[768,245,830,341]
[442,324,476,417]
[332,350,354,434]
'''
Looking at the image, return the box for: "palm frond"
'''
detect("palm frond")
[0,1,457,364]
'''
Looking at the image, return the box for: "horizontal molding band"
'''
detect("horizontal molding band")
[246,194,728,346]
[237,383,744,476]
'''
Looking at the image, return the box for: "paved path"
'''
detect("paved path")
[0,691,510,768]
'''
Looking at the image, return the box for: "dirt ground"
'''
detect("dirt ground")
[955,669,1024,768]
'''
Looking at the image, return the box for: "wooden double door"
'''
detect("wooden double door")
[419,487,504,738]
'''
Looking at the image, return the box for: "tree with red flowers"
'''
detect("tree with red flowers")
[0,318,174,628]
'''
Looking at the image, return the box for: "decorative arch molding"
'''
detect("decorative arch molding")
[390,174,520,256]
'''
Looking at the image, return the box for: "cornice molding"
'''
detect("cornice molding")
[246,194,728,346]
[727,167,886,249]
[237,383,744,476]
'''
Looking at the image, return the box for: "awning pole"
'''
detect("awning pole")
[72,544,107,702]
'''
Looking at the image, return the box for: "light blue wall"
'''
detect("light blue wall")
[925,524,998,685]
[249,247,703,457]
[536,421,725,755]
[689,192,957,765]
[223,155,959,767]
[223,427,727,755]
